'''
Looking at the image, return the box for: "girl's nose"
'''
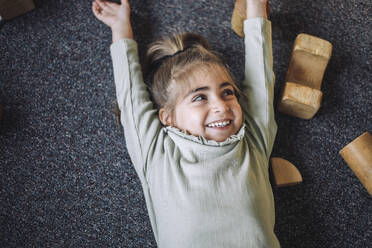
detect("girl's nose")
[212,98,229,112]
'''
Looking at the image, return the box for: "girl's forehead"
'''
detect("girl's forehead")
[179,64,233,89]
[169,64,235,104]
[192,67,231,84]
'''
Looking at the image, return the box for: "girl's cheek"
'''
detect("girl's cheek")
[189,108,204,122]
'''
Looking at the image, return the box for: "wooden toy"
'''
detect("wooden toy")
[278,34,332,119]
[339,131,372,196]
[231,0,246,37]
[270,157,302,187]
[0,0,35,20]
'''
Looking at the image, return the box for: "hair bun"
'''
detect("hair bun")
[145,32,212,76]
[178,32,211,52]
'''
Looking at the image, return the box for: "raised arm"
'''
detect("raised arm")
[238,0,277,157]
[93,0,162,179]
[92,0,133,42]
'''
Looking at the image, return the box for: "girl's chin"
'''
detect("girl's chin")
[205,132,234,142]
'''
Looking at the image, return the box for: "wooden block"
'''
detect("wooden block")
[287,34,333,89]
[339,131,372,196]
[278,82,323,119]
[231,0,246,37]
[278,34,332,119]
[270,157,303,187]
[0,0,35,20]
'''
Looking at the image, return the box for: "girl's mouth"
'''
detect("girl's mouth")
[206,120,231,128]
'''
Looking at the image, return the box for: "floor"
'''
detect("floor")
[0,0,371,247]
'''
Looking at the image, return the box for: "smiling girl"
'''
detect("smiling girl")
[93,0,279,247]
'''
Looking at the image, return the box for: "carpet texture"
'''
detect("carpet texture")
[0,0,371,247]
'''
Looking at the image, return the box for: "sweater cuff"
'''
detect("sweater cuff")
[243,18,271,35]
[110,38,138,56]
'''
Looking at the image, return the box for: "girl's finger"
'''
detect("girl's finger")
[92,1,106,19]
[95,0,110,11]
[98,0,118,14]
[92,2,101,16]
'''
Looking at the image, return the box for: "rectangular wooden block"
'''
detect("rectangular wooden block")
[0,0,35,20]
[278,82,323,119]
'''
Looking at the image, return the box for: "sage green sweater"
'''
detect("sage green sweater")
[110,18,279,248]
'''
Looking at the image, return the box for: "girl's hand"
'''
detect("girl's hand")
[92,0,133,42]
[246,0,268,19]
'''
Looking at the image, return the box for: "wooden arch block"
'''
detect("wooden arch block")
[339,131,372,196]
[270,157,303,187]
[278,34,332,119]
[231,0,246,37]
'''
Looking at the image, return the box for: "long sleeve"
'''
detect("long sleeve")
[110,39,162,180]
[239,18,277,158]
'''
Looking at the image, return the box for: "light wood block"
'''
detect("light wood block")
[0,0,35,20]
[278,82,323,119]
[339,131,372,196]
[270,157,303,187]
[231,0,246,37]
[278,34,332,119]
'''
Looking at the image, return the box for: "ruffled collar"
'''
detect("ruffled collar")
[163,123,246,147]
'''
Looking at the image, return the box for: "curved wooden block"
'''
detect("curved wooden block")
[270,157,303,187]
[339,131,372,196]
[278,82,323,119]
[231,0,246,37]
[279,34,332,119]
[287,34,333,90]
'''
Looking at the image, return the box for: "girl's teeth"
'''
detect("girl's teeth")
[208,120,230,127]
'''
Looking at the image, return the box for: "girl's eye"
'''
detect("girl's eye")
[192,94,206,102]
[222,89,235,97]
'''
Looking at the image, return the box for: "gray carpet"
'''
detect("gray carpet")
[0,0,371,247]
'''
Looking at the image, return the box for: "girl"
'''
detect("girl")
[92,0,279,247]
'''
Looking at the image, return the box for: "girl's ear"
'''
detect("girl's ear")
[158,108,174,126]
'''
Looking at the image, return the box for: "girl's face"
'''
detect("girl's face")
[159,66,243,142]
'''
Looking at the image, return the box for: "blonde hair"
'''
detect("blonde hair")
[114,32,240,126]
